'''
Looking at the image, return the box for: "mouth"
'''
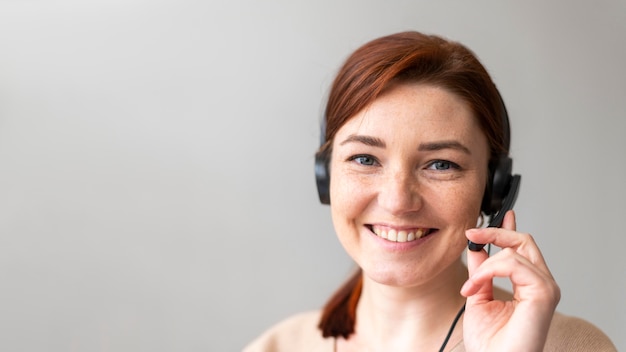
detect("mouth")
[367,224,435,243]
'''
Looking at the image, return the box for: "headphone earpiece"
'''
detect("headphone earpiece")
[315,149,331,204]
[481,156,513,215]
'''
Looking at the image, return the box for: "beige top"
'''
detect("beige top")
[244,310,617,352]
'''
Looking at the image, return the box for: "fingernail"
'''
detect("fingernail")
[460,280,472,295]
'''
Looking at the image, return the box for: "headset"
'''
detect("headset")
[314,88,521,252]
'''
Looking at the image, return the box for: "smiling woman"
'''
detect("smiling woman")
[329,84,488,293]
[244,31,616,352]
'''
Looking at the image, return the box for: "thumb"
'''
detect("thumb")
[462,234,492,300]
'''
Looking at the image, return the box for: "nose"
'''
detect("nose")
[377,168,422,216]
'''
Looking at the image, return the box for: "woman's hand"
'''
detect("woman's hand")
[461,210,561,352]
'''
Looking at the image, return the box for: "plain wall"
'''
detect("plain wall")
[0,1,624,351]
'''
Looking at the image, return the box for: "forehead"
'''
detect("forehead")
[335,83,485,144]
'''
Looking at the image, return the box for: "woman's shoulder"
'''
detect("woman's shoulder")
[545,311,617,351]
[243,310,334,352]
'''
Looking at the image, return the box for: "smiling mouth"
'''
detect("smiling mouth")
[368,225,435,243]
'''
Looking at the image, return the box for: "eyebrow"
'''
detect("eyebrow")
[340,134,471,155]
[418,141,471,154]
[339,134,386,148]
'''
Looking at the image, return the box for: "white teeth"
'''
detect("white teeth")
[387,229,397,241]
[373,226,388,239]
[397,230,407,242]
[371,226,429,242]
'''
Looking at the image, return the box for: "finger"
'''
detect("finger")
[465,227,528,251]
[466,211,523,250]
[462,247,492,300]
[464,248,559,304]
[462,213,512,300]
[465,228,547,268]
[501,210,516,231]
[466,210,522,252]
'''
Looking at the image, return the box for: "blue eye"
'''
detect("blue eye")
[350,155,377,166]
[428,160,458,171]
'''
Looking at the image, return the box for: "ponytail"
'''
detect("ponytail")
[318,269,363,338]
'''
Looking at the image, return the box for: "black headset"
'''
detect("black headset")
[314,88,521,251]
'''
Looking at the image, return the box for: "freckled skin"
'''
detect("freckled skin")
[330,83,489,288]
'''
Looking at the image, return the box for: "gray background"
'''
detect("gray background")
[0,1,624,351]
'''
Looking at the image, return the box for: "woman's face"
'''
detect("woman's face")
[329,83,490,288]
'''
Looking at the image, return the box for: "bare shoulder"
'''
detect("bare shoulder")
[243,311,334,352]
[544,312,617,351]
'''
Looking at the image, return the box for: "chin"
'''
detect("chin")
[360,252,466,289]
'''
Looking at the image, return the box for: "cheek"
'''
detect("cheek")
[329,179,361,257]
[455,176,488,224]
[330,171,367,221]
[457,188,485,223]
[329,155,374,210]
[434,174,487,229]
[328,167,377,254]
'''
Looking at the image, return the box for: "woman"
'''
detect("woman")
[245,31,616,351]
